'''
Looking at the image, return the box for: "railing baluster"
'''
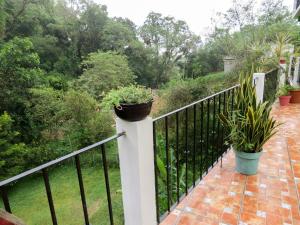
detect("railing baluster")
[193,105,196,187]
[101,145,114,225]
[42,169,58,225]
[165,117,171,211]
[75,155,90,225]
[175,112,180,203]
[1,187,11,213]
[200,101,204,178]
[231,88,235,115]
[217,94,222,160]
[153,121,160,223]
[185,108,188,195]
[206,99,210,173]
[212,96,216,166]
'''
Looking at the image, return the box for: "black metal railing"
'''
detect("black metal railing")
[263,68,279,104]
[152,85,239,223]
[0,132,125,225]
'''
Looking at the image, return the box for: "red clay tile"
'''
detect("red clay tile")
[160,104,300,225]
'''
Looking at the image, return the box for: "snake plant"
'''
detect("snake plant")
[219,74,279,153]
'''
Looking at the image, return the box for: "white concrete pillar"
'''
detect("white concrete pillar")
[293,57,300,85]
[116,117,156,225]
[279,64,287,87]
[253,73,265,103]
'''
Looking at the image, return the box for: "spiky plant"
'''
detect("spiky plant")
[219,74,279,153]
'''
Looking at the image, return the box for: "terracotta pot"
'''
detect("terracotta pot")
[279,96,291,106]
[279,59,286,64]
[114,101,153,122]
[289,90,300,104]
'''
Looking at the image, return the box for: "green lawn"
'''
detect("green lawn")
[0,159,124,225]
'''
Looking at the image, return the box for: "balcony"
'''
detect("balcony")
[160,103,300,225]
[1,68,299,225]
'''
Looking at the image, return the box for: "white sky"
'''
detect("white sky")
[97,0,293,36]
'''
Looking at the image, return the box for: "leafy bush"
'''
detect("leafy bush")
[0,112,28,180]
[75,51,136,100]
[101,85,153,110]
[156,72,238,115]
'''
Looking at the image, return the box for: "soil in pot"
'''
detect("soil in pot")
[234,151,262,175]
[114,101,153,122]
[290,90,300,104]
[279,95,291,106]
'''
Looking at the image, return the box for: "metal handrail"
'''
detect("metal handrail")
[0,132,125,187]
[153,84,240,122]
[1,132,125,225]
[152,84,240,223]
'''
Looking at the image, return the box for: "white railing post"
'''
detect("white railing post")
[253,73,265,103]
[279,62,287,87]
[116,117,156,225]
[293,57,300,86]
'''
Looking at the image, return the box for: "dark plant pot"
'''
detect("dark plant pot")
[114,101,153,122]
[289,90,300,104]
[234,151,262,175]
[279,95,291,106]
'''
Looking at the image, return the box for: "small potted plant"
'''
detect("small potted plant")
[220,75,279,175]
[101,85,153,122]
[288,86,300,104]
[277,85,291,106]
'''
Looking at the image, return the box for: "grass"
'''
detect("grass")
[0,152,124,225]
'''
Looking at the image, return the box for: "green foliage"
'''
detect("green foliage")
[101,85,153,110]
[219,75,278,153]
[0,112,27,180]
[157,72,238,114]
[101,19,137,52]
[276,85,290,97]
[0,37,45,142]
[140,12,200,86]
[75,51,136,100]
[27,88,114,149]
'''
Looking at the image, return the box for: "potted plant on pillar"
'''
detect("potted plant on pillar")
[101,85,153,122]
[277,85,291,106]
[220,75,279,175]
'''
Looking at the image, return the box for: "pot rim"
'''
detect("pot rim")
[116,100,154,107]
[279,95,291,98]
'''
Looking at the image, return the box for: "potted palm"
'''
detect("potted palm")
[277,85,291,106]
[101,85,153,122]
[220,75,279,175]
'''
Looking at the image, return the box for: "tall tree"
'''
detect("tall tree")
[140,12,200,86]
[258,0,290,25]
[222,0,255,30]
[0,37,44,141]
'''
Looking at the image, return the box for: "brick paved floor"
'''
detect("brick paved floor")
[160,103,300,225]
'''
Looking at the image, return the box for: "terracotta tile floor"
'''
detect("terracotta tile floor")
[160,103,300,225]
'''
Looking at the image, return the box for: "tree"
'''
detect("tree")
[124,40,157,87]
[75,51,135,100]
[0,112,27,180]
[101,18,137,52]
[0,37,44,142]
[258,0,290,25]
[76,1,108,56]
[222,0,255,30]
[0,0,6,38]
[140,12,200,86]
